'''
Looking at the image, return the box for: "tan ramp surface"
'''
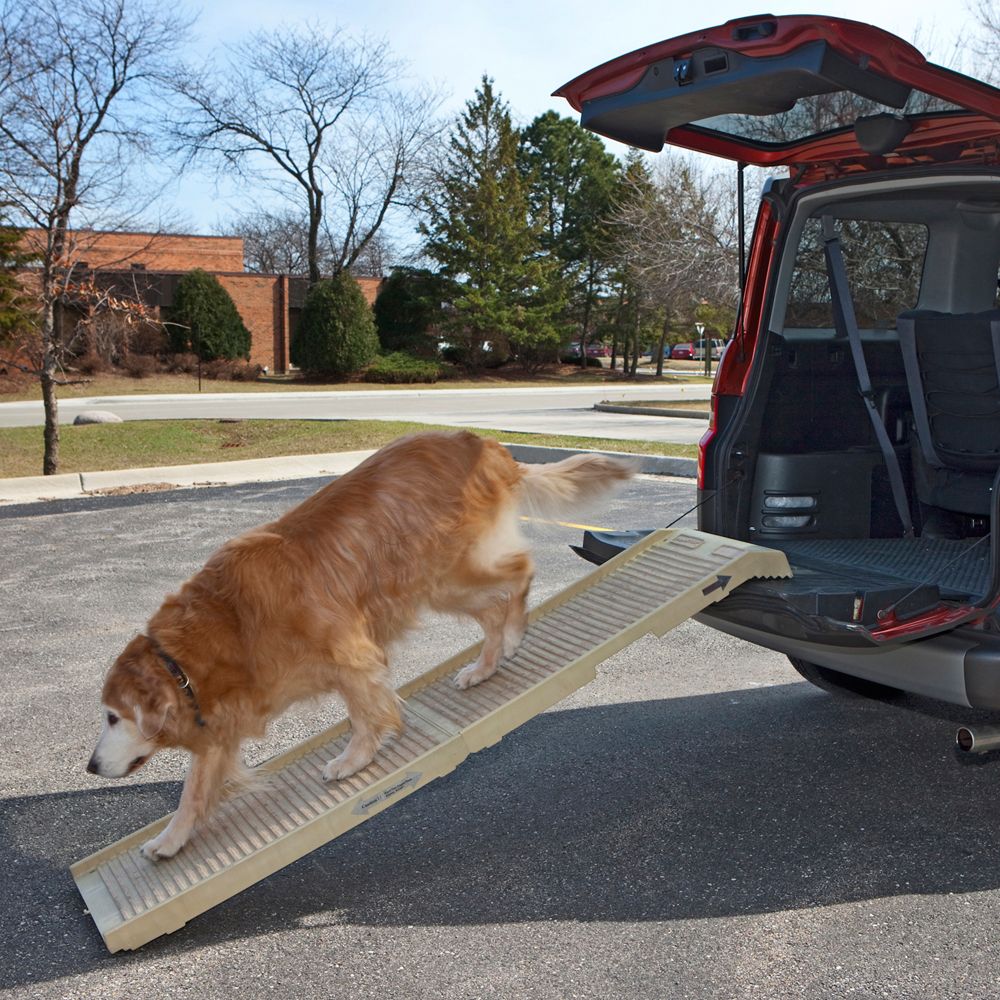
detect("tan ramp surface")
[72,527,790,952]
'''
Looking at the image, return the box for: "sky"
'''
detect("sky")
[162,0,986,239]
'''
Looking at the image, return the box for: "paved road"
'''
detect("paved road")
[0,384,712,443]
[4,476,999,998]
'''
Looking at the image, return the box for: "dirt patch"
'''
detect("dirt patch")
[84,482,178,497]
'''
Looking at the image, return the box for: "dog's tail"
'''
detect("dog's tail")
[517,453,637,518]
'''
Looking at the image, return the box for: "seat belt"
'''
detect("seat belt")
[822,215,915,539]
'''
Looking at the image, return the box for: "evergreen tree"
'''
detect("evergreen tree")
[169,269,251,360]
[0,221,35,343]
[420,76,565,368]
[292,272,379,375]
[374,267,452,354]
[520,111,621,364]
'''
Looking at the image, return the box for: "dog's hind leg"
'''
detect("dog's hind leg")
[455,597,509,690]
[141,744,239,860]
[323,652,403,782]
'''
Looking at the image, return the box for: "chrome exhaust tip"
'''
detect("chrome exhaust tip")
[955,724,1000,754]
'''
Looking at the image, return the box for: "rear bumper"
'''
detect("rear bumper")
[697,610,1000,709]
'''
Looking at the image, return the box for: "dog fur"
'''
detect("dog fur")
[87,431,633,859]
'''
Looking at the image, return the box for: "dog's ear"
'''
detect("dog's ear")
[134,699,175,741]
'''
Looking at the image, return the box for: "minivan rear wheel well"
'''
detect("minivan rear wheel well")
[787,655,903,700]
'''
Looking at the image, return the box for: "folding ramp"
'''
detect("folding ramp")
[72,527,790,952]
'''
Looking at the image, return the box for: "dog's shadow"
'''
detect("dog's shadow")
[5,682,1000,987]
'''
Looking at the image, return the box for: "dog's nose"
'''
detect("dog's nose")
[86,755,99,775]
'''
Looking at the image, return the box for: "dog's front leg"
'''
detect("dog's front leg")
[323,660,402,782]
[141,746,232,860]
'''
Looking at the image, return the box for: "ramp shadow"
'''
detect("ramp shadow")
[4,683,1000,986]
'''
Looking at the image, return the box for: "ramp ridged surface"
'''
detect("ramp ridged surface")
[71,528,790,952]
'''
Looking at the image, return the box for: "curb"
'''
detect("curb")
[594,402,710,420]
[0,443,697,508]
[504,443,696,479]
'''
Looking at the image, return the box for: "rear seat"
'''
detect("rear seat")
[897,309,1000,517]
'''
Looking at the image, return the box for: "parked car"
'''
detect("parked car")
[669,342,694,360]
[559,14,1000,723]
[692,338,725,361]
[566,342,610,358]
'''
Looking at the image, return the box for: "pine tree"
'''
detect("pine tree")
[420,76,565,368]
[0,222,35,343]
[374,267,452,354]
[169,269,251,361]
[520,111,621,364]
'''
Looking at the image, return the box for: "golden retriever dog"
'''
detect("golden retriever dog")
[86,431,633,860]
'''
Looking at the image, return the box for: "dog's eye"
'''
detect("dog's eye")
[107,712,119,727]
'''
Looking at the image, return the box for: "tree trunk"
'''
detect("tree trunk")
[579,271,596,369]
[629,290,641,378]
[610,282,625,371]
[655,310,670,378]
[41,367,60,475]
[307,190,323,287]
[39,286,61,475]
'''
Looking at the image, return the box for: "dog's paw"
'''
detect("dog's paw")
[140,830,185,861]
[454,662,492,689]
[322,750,369,782]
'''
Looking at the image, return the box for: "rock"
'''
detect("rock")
[73,410,123,425]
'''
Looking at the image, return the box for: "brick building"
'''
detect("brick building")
[18,229,383,373]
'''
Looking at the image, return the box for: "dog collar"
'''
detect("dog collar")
[148,638,206,727]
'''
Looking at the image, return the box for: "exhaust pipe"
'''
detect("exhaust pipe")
[955,724,1000,754]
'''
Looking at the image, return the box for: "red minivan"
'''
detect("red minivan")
[559,16,1000,737]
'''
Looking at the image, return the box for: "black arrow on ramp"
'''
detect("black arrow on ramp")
[702,575,732,596]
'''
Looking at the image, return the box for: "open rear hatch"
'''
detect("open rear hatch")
[555,14,1000,170]
[559,15,1000,647]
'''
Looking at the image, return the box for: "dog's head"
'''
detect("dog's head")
[87,634,184,779]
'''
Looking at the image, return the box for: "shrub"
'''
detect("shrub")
[291,273,379,375]
[440,343,467,365]
[123,353,157,379]
[130,323,169,356]
[559,353,603,367]
[165,352,200,374]
[231,361,262,381]
[202,358,240,380]
[363,352,442,384]
[76,352,110,375]
[168,269,251,361]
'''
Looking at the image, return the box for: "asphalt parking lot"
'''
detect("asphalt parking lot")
[4,474,1000,999]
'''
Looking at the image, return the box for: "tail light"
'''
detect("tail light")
[697,397,717,490]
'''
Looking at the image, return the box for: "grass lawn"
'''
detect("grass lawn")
[622,399,711,411]
[1,419,698,479]
[0,365,712,402]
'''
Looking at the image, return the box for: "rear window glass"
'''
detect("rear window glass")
[696,95,962,150]
[784,217,929,328]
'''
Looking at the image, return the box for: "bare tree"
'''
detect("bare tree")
[216,207,317,275]
[217,205,395,277]
[0,0,190,474]
[611,156,738,376]
[969,0,1000,82]
[174,25,441,286]
[349,230,394,277]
